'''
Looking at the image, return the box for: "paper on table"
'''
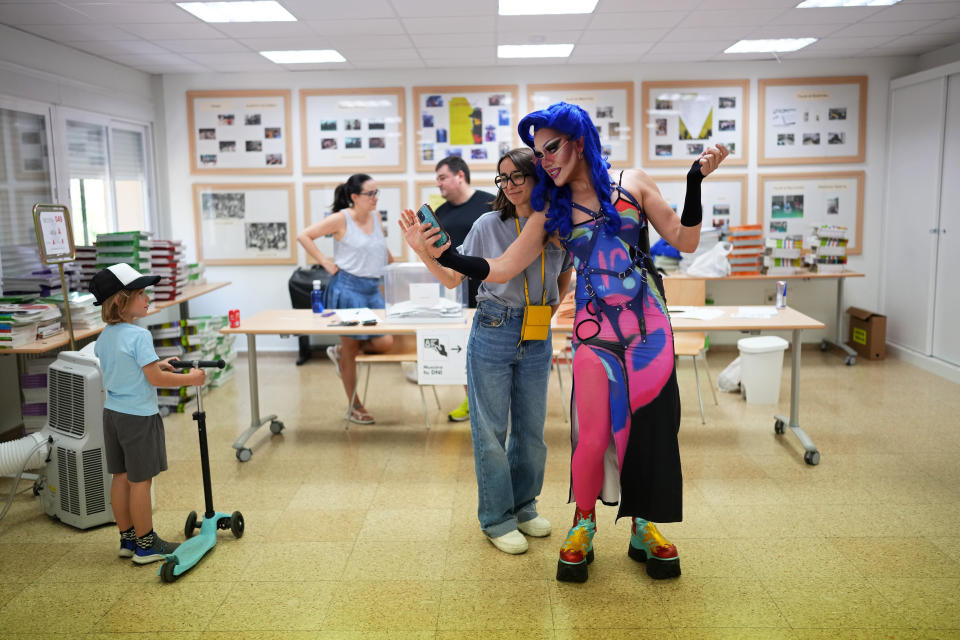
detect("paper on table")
[668,306,725,321]
[335,308,380,323]
[733,306,779,318]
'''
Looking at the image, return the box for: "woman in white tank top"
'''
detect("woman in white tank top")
[296,174,395,425]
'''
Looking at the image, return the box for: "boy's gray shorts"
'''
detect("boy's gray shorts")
[103,409,167,483]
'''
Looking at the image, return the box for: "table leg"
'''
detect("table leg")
[231,334,280,462]
[819,277,858,365]
[775,329,820,465]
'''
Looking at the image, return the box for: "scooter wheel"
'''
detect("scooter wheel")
[160,560,179,583]
[184,510,198,539]
[231,511,245,538]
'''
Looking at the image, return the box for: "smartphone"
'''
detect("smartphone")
[415,203,451,248]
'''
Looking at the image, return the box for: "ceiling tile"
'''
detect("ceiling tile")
[916,17,960,34]
[152,39,250,54]
[138,64,212,75]
[745,23,845,38]
[390,0,495,17]
[206,21,317,38]
[325,34,414,49]
[864,2,960,22]
[415,46,492,60]
[830,20,938,37]
[71,2,196,22]
[110,52,197,66]
[306,18,406,35]
[352,59,426,68]
[0,2,93,24]
[338,47,422,61]
[682,9,786,27]
[236,37,333,51]
[15,23,131,41]
[780,47,866,59]
[597,0,702,11]
[881,32,959,49]
[801,35,896,50]
[118,22,226,40]
[496,30,583,45]
[280,0,395,19]
[577,28,665,43]
[666,25,754,41]
[587,12,686,30]
[644,52,719,62]
[773,7,882,25]
[695,0,796,7]
[405,32,493,47]
[182,51,278,66]
[277,62,351,71]
[402,16,496,34]
[569,42,652,59]
[648,40,732,54]
[70,39,169,56]
[496,14,593,31]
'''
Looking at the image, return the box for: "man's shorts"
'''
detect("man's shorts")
[103,409,167,483]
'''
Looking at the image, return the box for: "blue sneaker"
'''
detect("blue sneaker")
[118,538,136,558]
[133,533,179,565]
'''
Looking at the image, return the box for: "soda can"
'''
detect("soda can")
[229,309,240,328]
[775,281,787,309]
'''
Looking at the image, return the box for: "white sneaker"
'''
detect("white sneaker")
[488,529,528,554]
[326,345,341,377]
[518,515,552,538]
[401,361,418,383]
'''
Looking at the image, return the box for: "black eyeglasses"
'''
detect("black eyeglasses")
[532,136,570,162]
[494,171,528,189]
[359,189,379,198]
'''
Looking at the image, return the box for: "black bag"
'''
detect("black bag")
[288,265,331,309]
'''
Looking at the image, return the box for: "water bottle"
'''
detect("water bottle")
[311,280,324,314]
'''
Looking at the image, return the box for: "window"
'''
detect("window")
[66,119,110,246]
[0,103,55,246]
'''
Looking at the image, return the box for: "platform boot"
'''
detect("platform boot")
[556,507,596,583]
[627,517,681,579]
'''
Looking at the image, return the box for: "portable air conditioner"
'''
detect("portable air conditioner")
[38,350,113,530]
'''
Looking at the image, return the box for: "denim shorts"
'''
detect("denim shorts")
[324,269,385,341]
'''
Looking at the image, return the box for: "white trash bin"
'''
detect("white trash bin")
[737,336,789,404]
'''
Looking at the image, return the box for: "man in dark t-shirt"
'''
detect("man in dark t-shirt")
[434,156,495,422]
[434,156,495,310]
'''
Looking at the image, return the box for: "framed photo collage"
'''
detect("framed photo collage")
[186,76,868,263]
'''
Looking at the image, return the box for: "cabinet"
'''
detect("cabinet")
[883,64,960,368]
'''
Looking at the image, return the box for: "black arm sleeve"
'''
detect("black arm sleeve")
[436,246,490,281]
[680,160,704,228]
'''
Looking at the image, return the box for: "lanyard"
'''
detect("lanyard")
[515,216,546,306]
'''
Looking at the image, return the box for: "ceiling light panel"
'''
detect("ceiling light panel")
[259,49,346,64]
[499,0,598,15]
[497,44,575,57]
[177,1,297,23]
[724,38,817,53]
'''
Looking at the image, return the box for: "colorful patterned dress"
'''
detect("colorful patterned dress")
[564,185,683,524]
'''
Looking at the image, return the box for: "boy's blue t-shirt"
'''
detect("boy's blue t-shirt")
[94,322,159,416]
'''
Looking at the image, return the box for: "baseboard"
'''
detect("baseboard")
[886,343,960,384]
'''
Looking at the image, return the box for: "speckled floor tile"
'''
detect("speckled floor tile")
[762,577,908,629]
[322,579,442,631]
[711,503,825,538]
[550,577,666,629]
[870,577,960,630]
[667,537,758,579]
[555,630,678,640]
[357,507,452,541]
[658,577,788,628]
[341,538,446,580]
[266,507,367,542]
[738,537,863,580]
[0,542,70,582]
[3,582,122,634]
[438,631,556,640]
[437,580,553,630]
[674,629,796,640]
[205,581,335,631]
[239,541,353,581]
[831,536,960,579]
[96,581,233,632]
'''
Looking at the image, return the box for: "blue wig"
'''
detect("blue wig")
[518,102,620,238]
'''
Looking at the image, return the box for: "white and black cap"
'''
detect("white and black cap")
[89,263,161,306]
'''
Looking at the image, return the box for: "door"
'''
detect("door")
[932,73,960,366]
[882,78,945,354]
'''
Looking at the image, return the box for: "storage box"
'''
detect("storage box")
[384,262,463,323]
[846,306,886,360]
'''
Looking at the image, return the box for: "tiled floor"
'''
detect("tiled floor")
[2,346,959,639]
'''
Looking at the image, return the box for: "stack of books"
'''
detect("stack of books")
[148,240,187,301]
[727,225,764,276]
[21,357,55,432]
[186,262,206,286]
[806,225,848,274]
[38,291,103,331]
[148,315,234,412]
[95,231,151,274]
[763,234,805,276]
[0,304,41,349]
[74,245,98,292]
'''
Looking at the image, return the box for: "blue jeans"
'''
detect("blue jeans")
[467,300,553,538]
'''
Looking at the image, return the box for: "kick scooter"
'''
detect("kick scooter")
[160,359,244,582]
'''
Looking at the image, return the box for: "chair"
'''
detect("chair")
[350,334,441,430]
[662,276,718,424]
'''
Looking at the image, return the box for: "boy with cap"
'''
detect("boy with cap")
[90,264,205,564]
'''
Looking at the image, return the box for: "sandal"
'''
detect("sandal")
[348,407,375,425]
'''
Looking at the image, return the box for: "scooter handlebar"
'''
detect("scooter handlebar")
[169,359,226,370]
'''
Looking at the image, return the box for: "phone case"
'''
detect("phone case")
[416,203,451,248]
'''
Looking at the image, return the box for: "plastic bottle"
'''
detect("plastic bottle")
[311,280,324,314]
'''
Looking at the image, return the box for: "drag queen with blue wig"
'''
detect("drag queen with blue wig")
[418,102,727,583]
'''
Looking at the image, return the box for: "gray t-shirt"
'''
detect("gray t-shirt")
[461,210,573,308]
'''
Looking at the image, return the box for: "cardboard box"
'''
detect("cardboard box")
[847,306,886,360]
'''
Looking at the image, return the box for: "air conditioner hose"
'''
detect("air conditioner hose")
[0,432,52,523]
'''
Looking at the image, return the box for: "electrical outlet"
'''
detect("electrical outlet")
[764,291,775,304]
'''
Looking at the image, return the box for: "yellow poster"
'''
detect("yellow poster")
[449,97,482,145]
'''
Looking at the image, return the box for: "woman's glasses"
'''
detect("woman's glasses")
[532,136,570,163]
[494,171,527,189]
[359,189,379,198]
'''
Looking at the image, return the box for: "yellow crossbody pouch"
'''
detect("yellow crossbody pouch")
[516,217,551,342]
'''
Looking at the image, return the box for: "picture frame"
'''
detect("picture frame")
[527,82,635,168]
[758,76,867,165]
[413,84,519,172]
[647,174,748,246]
[303,180,409,261]
[301,87,406,174]
[193,183,297,265]
[187,90,293,175]
[757,171,864,254]
[32,203,75,264]
[641,79,749,168]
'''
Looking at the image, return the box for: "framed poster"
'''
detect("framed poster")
[187,90,292,175]
[414,180,498,215]
[642,80,749,168]
[647,174,748,246]
[757,171,864,254]
[193,183,296,265]
[759,76,867,165]
[303,180,409,261]
[32,203,75,264]
[527,82,635,168]
[413,85,519,172]
[301,87,405,174]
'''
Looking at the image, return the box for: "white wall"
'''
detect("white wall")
[158,56,916,351]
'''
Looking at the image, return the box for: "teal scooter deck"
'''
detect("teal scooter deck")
[159,359,244,583]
